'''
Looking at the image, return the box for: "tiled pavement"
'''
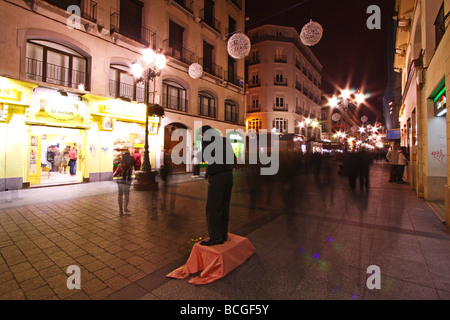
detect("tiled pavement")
[1,162,449,300]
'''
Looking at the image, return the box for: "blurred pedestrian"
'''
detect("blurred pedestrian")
[68,146,77,176]
[397,147,408,183]
[62,150,69,174]
[386,146,399,182]
[311,151,322,182]
[121,151,135,181]
[54,150,62,173]
[160,163,176,214]
[358,148,372,191]
[133,149,142,171]
[343,150,360,192]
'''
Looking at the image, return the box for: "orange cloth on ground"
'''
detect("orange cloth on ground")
[166,233,255,285]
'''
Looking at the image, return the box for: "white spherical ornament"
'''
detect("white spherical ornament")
[331,113,341,122]
[361,115,368,123]
[227,33,251,59]
[300,19,323,46]
[188,63,203,79]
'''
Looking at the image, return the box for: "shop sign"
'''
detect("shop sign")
[100,102,159,123]
[44,102,79,120]
[0,87,22,101]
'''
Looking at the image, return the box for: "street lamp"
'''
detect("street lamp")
[131,48,166,190]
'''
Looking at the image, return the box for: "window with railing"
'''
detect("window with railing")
[225,100,238,123]
[200,0,221,33]
[199,92,216,118]
[109,65,144,102]
[45,0,97,22]
[26,40,89,90]
[275,74,288,86]
[110,1,156,48]
[162,80,187,112]
[273,118,287,133]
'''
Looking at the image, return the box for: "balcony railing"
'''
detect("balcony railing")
[199,58,223,79]
[295,81,302,92]
[248,57,260,65]
[273,103,288,111]
[172,0,193,14]
[274,54,287,63]
[45,0,97,22]
[26,57,88,90]
[162,93,188,112]
[163,40,197,65]
[199,9,221,33]
[247,107,261,113]
[274,77,288,86]
[199,103,216,118]
[109,80,144,102]
[110,11,156,48]
[248,79,261,88]
[225,71,244,87]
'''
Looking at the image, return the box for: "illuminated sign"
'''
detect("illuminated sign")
[0,87,22,101]
[99,102,159,123]
[44,103,79,120]
[434,87,447,117]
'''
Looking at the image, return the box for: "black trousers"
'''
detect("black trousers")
[206,171,233,241]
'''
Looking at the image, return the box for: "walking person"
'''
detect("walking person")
[133,149,142,171]
[200,125,236,246]
[117,151,134,216]
[62,150,69,174]
[358,148,372,191]
[53,150,62,174]
[386,145,399,182]
[68,146,77,176]
[192,146,200,177]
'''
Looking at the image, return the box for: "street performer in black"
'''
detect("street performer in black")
[200,125,236,246]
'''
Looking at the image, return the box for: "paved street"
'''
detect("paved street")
[0,162,449,300]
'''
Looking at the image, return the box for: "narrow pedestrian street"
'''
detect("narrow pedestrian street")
[0,162,449,300]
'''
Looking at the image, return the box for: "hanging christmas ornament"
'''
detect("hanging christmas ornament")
[331,113,341,122]
[227,32,251,59]
[300,19,323,46]
[361,115,368,123]
[188,62,203,79]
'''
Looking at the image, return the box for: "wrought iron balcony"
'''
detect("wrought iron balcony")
[110,11,156,48]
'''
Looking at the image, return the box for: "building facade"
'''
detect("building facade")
[245,24,323,143]
[393,0,449,224]
[0,0,246,191]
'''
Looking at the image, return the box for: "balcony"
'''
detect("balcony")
[199,9,221,34]
[274,54,287,63]
[248,78,261,88]
[248,57,260,65]
[274,77,288,86]
[110,11,156,48]
[273,103,288,112]
[225,71,244,87]
[199,58,223,79]
[45,0,97,22]
[172,0,194,14]
[295,106,303,116]
[109,79,144,102]
[295,81,302,92]
[163,40,197,65]
[26,57,89,90]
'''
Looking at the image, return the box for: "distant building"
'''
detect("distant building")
[245,24,323,142]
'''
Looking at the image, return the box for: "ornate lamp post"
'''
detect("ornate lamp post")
[131,48,166,191]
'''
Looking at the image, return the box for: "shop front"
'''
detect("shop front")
[0,76,38,191]
[26,87,89,187]
[85,95,160,181]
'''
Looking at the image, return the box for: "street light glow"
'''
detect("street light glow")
[329,96,338,107]
[341,89,351,100]
[356,92,365,104]
[155,53,167,70]
[131,63,144,78]
[142,48,156,65]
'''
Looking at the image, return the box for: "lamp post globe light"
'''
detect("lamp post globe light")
[131,48,166,191]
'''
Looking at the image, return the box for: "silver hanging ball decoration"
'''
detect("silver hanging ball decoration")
[227,32,251,59]
[300,19,323,46]
[188,63,203,79]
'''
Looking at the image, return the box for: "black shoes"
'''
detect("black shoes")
[200,238,224,246]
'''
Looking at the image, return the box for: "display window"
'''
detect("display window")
[112,121,145,175]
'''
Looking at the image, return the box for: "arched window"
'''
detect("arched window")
[26,40,89,90]
[162,80,187,112]
[273,118,287,133]
[109,64,145,102]
[198,91,216,118]
[247,118,262,133]
[225,100,238,123]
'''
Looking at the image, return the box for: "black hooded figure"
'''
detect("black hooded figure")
[200,125,236,246]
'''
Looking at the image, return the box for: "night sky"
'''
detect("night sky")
[245,0,396,123]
